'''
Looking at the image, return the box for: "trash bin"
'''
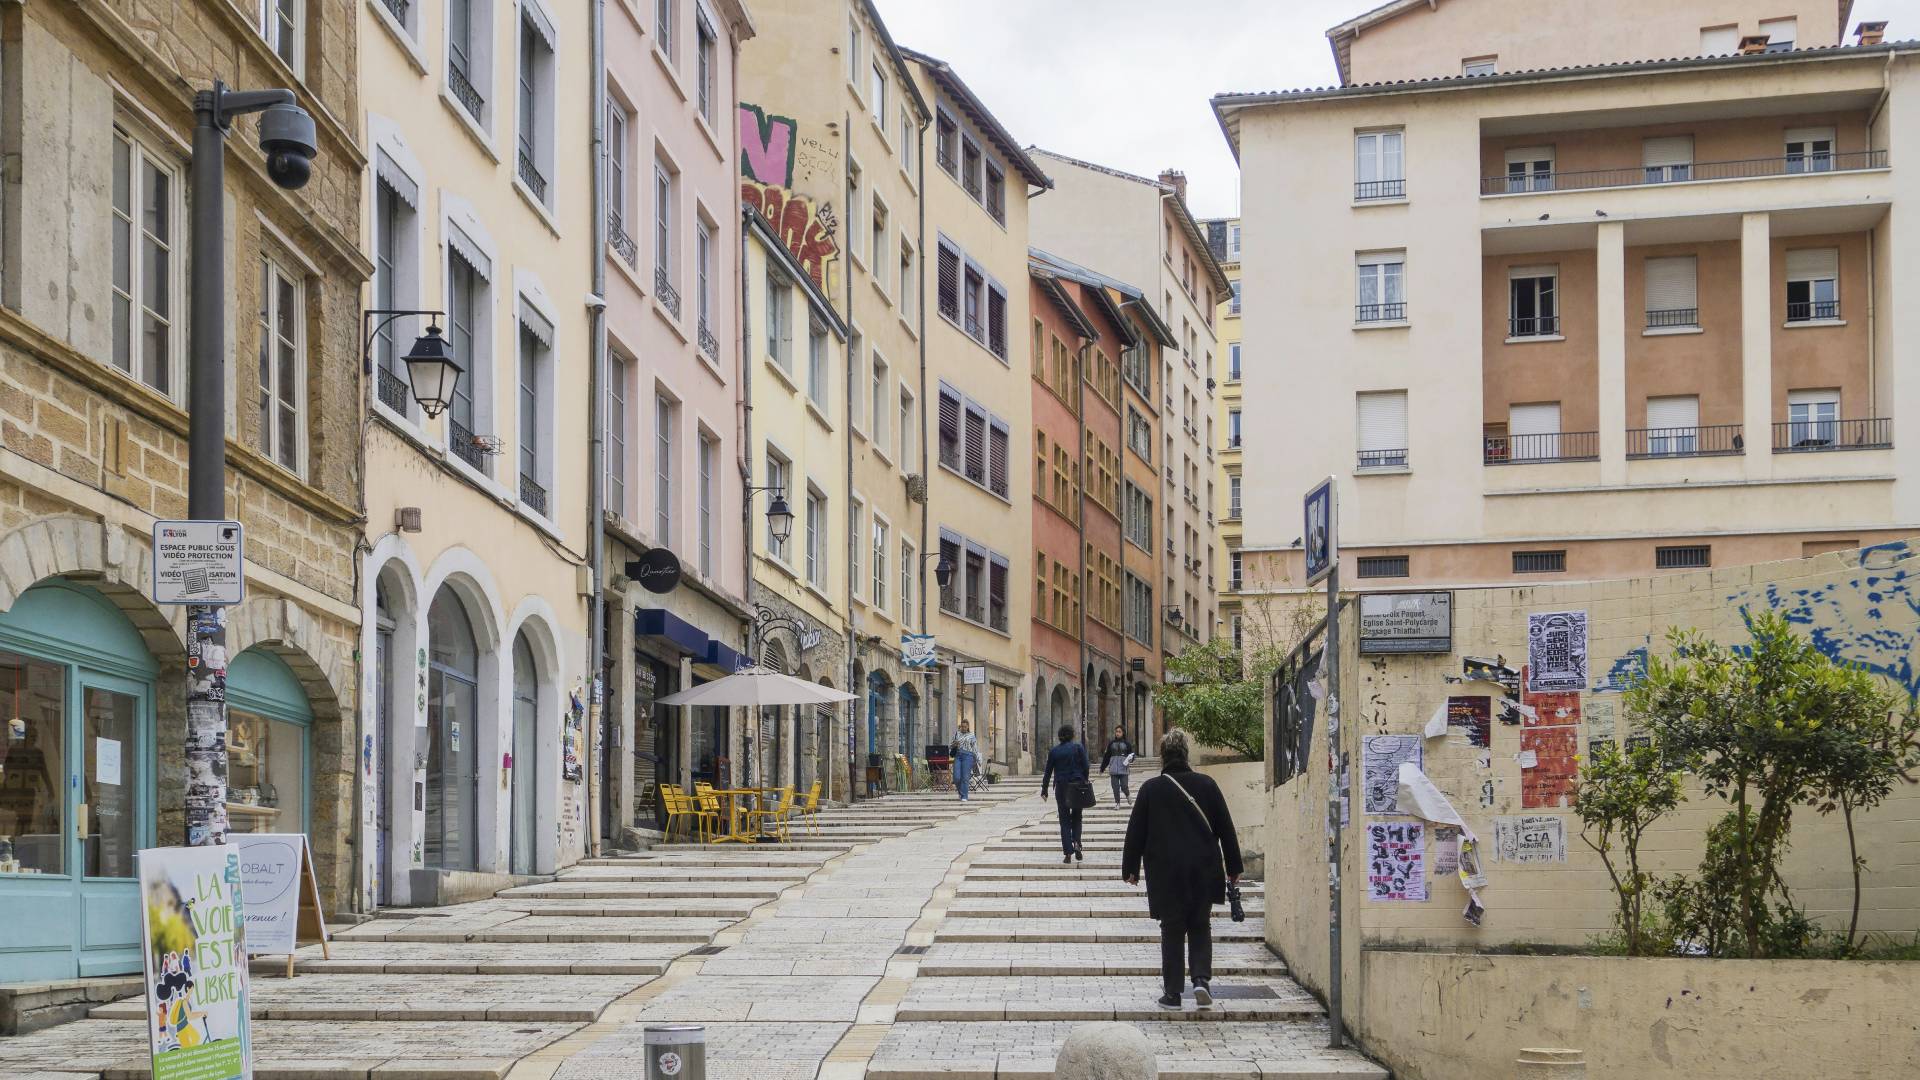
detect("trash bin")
[645,1024,706,1080]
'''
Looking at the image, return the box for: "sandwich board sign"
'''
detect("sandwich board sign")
[137,843,252,1080]
[234,833,332,977]
[152,520,245,605]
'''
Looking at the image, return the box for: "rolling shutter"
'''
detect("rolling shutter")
[938,388,961,469]
[1642,136,1694,168]
[937,243,960,320]
[1644,256,1698,312]
[1785,248,1838,282]
[986,286,1008,357]
[963,405,987,483]
[1356,391,1407,452]
[1510,402,1560,436]
[1646,395,1699,431]
[1699,26,1738,55]
[988,420,1010,497]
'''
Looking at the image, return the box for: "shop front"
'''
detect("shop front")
[621,606,746,837]
[225,649,313,837]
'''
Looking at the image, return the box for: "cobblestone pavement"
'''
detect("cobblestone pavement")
[2,772,1383,1078]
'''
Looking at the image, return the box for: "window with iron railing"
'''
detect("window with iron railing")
[1479,149,1885,196]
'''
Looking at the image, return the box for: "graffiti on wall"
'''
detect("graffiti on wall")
[740,104,840,291]
[1731,540,1920,700]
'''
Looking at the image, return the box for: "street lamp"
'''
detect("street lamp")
[1164,606,1184,627]
[362,309,462,417]
[747,485,795,545]
[922,552,955,589]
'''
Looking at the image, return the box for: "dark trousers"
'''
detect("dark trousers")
[1109,773,1131,802]
[1158,902,1213,996]
[1055,794,1083,855]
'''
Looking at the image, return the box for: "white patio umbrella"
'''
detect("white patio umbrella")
[655,665,855,707]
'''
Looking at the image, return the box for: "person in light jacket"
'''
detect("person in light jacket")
[952,720,979,801]
[1099,725,1135,805]
[1122,728,1243,1009]
[1039,724,1090,863]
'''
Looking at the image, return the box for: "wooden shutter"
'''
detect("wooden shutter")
[1642,136,1694,167]
[988,420,1009,497]
[1646,395,1698,430]
[937,243,960,320]
[1785,248,1838,282]
[1356,391,1407,452]
[1644,256,1697,311]
[987,286,1008,357]
[963,406,987,483]
[938,388,961,468]
[988,555,1009,630]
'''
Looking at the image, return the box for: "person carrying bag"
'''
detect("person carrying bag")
[1040,724,1092,863]
[1121,728,1244,1009]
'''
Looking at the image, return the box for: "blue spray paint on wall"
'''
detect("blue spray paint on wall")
[1591,645,1649,694]
[1729,540,1920,700]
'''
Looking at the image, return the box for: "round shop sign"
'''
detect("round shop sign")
[634,548,682,594]
[657,1052,683,1076]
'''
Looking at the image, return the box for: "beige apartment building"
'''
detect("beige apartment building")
[1218,3,1917,591]
[1204,218,1248,651]
[1030,154,1230,682]
[738,0,930,792]
[359,0,595,901]
[905,51,1050,772]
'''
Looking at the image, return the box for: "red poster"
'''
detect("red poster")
[1520,726,1579,809]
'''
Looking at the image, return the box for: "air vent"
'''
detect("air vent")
[1655,544,1710,570]
[1356,555,1409,579]
[1513,550,1567,575]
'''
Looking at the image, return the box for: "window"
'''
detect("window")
[988,420,1009,498]
[936,240,960,321]
[1508,265,1558,337]
[372,165,421,412]
[938,536,961,615]
[869,61,887,127]
[872,517,889,611]
[1461,56,1497,76]
[1656,545,1711,570]
[446,241,492,474]
[1229,280,1242,315]
[847,162,863,261]
[1504,146,1554,192]
[1227,408,1242,449]
[1127,407,1153,461]
[961,137,983,200]
[1785,248,1839,322]
[258,0,301,72]
[807,320,830,410]
[804,487,825,584]
[1354,130,1404,200]
[901,107,915,178]
[516,315,552,514]
[986,283,1008,359]
[766,271,793,371]
[607,105,632,253]
[870,198,889,289]
[848,330,864,430]
[900,239,916,320]
[1644,395,1700,457]
[516,8,556,204]
[255,258,304,473]
[1125,573,1153,645]
[871,355,888,449]
[1758,16,1795,52]
[936,112,958,176]
[1229,223,1241,260]
[111,128,181,396]
[1228,474,1241,518]
[1644,256,1699,329]
[655,393,677,543]
[1643,136,1693,183]
[655,0,675,59]
[1123,482,1153,550]
[964,547,987,622]
[1699,25,1739,55]
[846,16,860,82]
[1787,389,1840,447]
[1513,550,1567,574]
[1232,614,1243,653]
[1355,252,1406,322]
[608,353,629,515]
[984,160,1006,224]
[696,218,715,342]
[938,386,961,470]
[695,11,717,124]
[1356,390,1408,469]
[697,432,716,575]
[447,0,490,123]
[1784,127,1835,174]
[900,540,915,624]
[1229,550,1244,590]
[988,555,1009,632]
[1227,343,1242,381]
[1357,555,1409,579]
[963,403,987,484]
[1508,402,1562,462]
[849,497,863,596]
[654,158,678,311]
[964,264,985,339]
[899,389,915,467]
[763,447,790,561]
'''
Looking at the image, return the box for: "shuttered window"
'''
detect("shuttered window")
[986,284,1008,359]
[1509,402,1562,462]
[1643,136,1694,182]
[1356,391,1408,468]
[1646,395,1699,430]
[988,555,1009,631]
[988,420,1010,497]
[1784,127,1835,173]
[1644,256,1698,326]
[937,241,960,321]
[939,536,962,613]
[938,387,961,469]
[1699,25,1738,55]
[963,405,988,484]
[1785,248,1839,321]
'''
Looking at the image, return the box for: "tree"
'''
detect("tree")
[1572,740,1683,956]
[1154,635,1273,760]
[1628,612,1914,957]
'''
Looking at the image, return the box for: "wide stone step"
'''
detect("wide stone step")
[917,942,1287,978]
[955,882,1264,898]
[91,972,654,1023]
[947,898,1265,919]
[868,1020,1387,1080]
[935,917,1267,943]
[501,882,791,899]
[898,976,1323,1023]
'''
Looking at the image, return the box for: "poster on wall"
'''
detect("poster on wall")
[1445,696,1492,748]
[1526,611,1588,693]
[562,686,585,783]
[138,844,252,1080]
[1520,726,1580,809]
[1365,822,1427,901]
[1492,814,1568,863]
[1361,735,1423,815]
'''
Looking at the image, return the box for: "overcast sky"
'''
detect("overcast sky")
[871,0,1913,221]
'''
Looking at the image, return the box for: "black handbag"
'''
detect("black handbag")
[1070,778,1098,809]
[1226,882,1247,923]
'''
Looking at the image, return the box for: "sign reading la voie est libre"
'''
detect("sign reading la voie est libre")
[1357,591,1453,655]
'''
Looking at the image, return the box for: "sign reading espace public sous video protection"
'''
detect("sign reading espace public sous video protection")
[152,520,245,605]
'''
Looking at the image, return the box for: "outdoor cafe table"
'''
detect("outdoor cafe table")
[708,788,767,843]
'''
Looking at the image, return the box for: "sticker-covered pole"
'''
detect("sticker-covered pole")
[1324,556,1343,1049]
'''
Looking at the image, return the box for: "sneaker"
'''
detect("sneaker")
[1193,982,1213,1008]
[1157,993,1181,1009]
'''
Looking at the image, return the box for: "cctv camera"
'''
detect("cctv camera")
[258,102,317,190]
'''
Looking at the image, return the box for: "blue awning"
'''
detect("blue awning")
[704,640,749,672]
[635,607,711,657]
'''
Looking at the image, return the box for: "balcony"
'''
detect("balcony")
[1772,417,1891,454]
[449,418,491,472]
[516,149,547,203]
[1508,314,1560,338]
[655,267,682,319]
[519,474,549,517]
[447,65,484,119]
[1480,149,1887,196]
[698,321,720,362]
[1356,302,1406,324]
[1646,308,1700,330]
[1484,431,1599,465]
[1355,179,1405,201]
[380,0,409,21]
[376,366,410,414]
[1786,299,1841,323]
[1626,423,1743,459]
[609,212,638,266]
[1357,448,1408,470]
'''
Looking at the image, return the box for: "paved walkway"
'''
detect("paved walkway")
[0,775,1383,1079]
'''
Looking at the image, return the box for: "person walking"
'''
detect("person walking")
[1039,724,1090,863]
[1099,725,1135,805]
[1121,728,1243,1009]
[952,720,979,801]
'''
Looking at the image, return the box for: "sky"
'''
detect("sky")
[870,0,1915,221]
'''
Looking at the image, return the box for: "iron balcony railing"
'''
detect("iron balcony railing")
[1772,417,1892,453]
[1479,149,1887,195]
[449,418,490,472]
[936,145,956,174]
[447,64,484,119]
[1626,423,1743,459]
[1357,448,1409,470]
[517,149,548,203]
[376,366,410,414]
[1484,431,1599,465]
[519,474,549,517]
[1786,299,1841,323]
[698,321,719,362]
[1509,314,1560,337]
[1646,307,1700,329]
[1355,178,1405,200]
[381,0,410,23]
[1356,302,1406,323]
[608,212,638,266]
[655,266,682,319]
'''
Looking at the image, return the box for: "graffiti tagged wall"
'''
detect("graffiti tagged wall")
[740,104,841,292]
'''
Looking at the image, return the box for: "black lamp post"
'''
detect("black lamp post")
[362,308,462,417]
[748,485,795,546]
[921,551,954,589]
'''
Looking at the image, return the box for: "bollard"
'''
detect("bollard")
[1054,1021,1156,1080]
[645,1024,707,1080]
[1516,1047,1586,1078]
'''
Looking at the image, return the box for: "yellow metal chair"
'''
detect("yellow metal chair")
[796,781,823,835]
[697,788,730,842]
[662,788,703,843]
[748,786,797,841]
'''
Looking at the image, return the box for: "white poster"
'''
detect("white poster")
[1362,735,1422,815]
[1365,822,1427,901]
[1493,814,1568,863]
[1526,610,1588,693]
[138,844,252,1080]
[97,737,122,786]
[234,834,312,956]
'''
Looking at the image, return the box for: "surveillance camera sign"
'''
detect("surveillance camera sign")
[152,521,245,606]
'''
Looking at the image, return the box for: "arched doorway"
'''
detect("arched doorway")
[226,649,313,837]
[509,631,539,875]
[866,670,892,765]
[897,683,919,762]
[425,588,480,872]
[815,675,837,798]
[1050,683,1071,737]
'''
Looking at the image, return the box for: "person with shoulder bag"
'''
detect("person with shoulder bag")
[1121,728,1244,1009]
[1099,725,1136,805]
[1039,724,1094,863]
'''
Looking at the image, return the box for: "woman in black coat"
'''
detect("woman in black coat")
[1121,728,1243,1009]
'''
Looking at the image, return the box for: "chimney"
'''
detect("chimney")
[1738,35,1770,55]
[1158,169,1188,203]
[1857,21,1888,46]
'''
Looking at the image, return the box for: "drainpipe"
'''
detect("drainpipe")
[915,107,932,742]
[1075,340,1090,735]
[738,208,758,783]
[842,109,859,802]
[585,0,609,858]
[1867,228,1877,420]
